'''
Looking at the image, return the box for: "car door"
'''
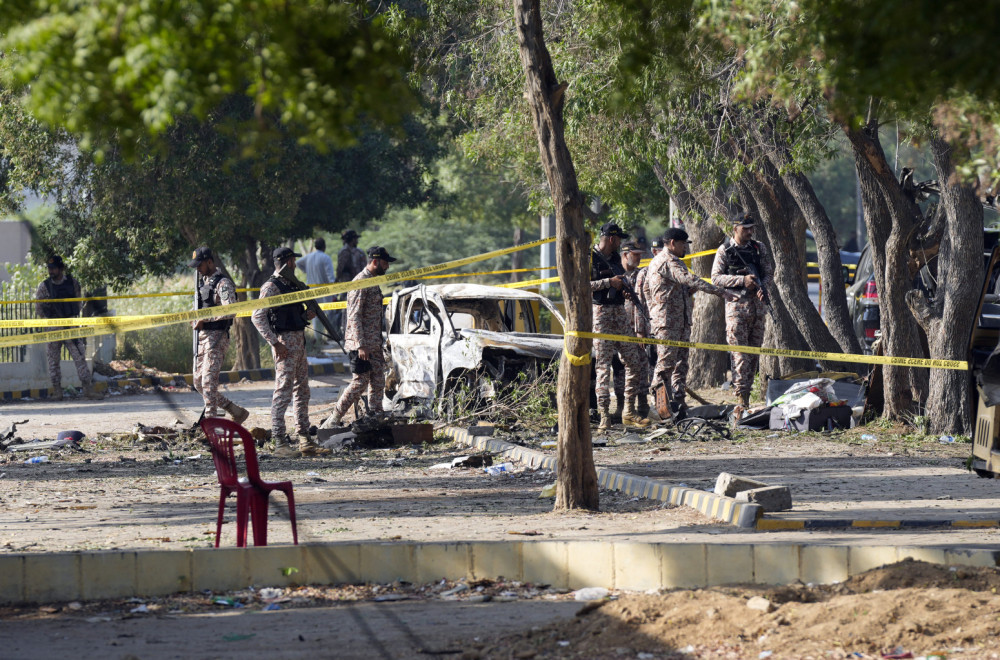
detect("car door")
[386,286,446,400]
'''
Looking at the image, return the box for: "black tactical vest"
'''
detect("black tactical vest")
[197,273,233,332]
[42,276,80,319]
[724,238,763,275]
[266,276,308,333]
[591,249,626,306]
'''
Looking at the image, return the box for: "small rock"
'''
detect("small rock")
[747,596,774,613]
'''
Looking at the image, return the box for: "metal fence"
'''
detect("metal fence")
[0,282,35,363]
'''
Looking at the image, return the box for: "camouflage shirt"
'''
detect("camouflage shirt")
[345,268,383,351]
[647,250,727,334]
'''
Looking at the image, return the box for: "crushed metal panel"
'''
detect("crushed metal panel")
[459,329,562,359]
[389,335,439,399]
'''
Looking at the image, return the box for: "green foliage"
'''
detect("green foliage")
[0,1,418,156]
[1,261,46,297]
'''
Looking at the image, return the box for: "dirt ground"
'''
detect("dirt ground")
[3,372,1000,658]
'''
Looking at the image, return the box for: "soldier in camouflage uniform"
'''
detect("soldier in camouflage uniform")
[188,247,248,424]
[621,241,650,416]
[648,228,736,413]
[711,212,773,417]
[35,255,102,401]
[591,222,650,430]
[323,246,395,427]
[252,247,329,457]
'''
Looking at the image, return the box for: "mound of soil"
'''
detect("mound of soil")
[465,560,1000,659]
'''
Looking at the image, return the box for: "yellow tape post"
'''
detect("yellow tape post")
[564,330,968,371]
[0,238,556,349]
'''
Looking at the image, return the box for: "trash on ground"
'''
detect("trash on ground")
[23,455,49,464]
[573,587,609,602]
[484,462,514,476]
[539,482,557,498]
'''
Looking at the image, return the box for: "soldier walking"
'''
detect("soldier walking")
[647,228,736,416]
[35,255,102,401]
[711,212,773,418]
[591,222,650,431]
[188,247,248,424]
[622,241,651,418]
[252,247,329,457]
[323,246,395,427]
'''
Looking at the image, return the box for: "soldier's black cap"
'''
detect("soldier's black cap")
[650,238,665,249]
[187,246,215,268]
[663,227,691,243]
[367,245,397,262]
[600,222,629,239]
[621,241,644,252]
[732,211,755,228]
[272,246,301,263]
[342,229,360,241]
[46,255,65,269]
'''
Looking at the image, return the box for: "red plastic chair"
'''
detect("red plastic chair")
[200,417,298,547]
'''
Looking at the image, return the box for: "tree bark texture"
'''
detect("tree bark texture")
[845,121,928,417]
[515,0,598,511]
[909,137,982,434]
[233,237,263,371]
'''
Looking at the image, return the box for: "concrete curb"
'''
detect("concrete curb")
[0,362,347,401]
[1,541,996,605]
[757,519,1000,530]
[439,426,763,528]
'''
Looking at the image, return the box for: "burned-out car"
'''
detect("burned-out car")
[383,283,565,410]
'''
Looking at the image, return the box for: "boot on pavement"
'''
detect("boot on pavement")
[272,434,299,458]
[298,434,331,457]
[222,401,250,425]
[597,405,612,432]
[83,383,104,400]
[636,394,650,419]
[319,410,342,430]
[622,401,651,428]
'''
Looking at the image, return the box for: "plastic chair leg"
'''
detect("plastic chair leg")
[216,490,227,548]
[235,492,250,548]
[285,491,298,546]
[249,494,269,547]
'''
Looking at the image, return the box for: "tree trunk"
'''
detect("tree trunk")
[515,0,598,511]
[845,119,928,418]
[909,137,982,434]
[760,127,862,355]
[233,237,263,371]
[510,226,524,283]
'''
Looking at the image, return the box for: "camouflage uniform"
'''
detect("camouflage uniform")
[192,269,238,417]
[35,276,92,390]
[252,276,310,438]
[711,240,773,402]
[591,250,645,409]
[333,268,385,417]
[623,267,650,393]
[647,250,728,402]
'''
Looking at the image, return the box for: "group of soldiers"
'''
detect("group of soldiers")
[590,212,772,429]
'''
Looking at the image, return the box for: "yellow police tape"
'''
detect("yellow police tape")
[563,330,968,371]
[0,237,555,348]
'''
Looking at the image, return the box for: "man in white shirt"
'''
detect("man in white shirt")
[296,238,336,342]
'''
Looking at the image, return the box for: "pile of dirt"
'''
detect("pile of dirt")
[463,560,1000,659]
[103,359,177,379]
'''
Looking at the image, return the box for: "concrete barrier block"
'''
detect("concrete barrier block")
[414,543,471,584]
[567,542,614,590]
[304,543,361,585]
[849,546,899,575]
[470,542,522,582]
[801,545,848,584]
[191,548,249,592]
[945,548,1000,568]
[753,545,800,585]
[661,544,707,589]
[896,547,947,565]
[0,555,24,604]
[735,486,792,512]
[81,551,136,601]
[359,543,416,584]
[522,542,568,589]
[707,544,753,586]
[714,472,770,497]
[137,550,192,596]
[247,546,305,587]
[24,553,80,603]
[615,543,663,591]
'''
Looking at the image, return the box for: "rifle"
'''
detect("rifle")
[726,243,777,321]
[592,249,651,322]
[276,264,347,353]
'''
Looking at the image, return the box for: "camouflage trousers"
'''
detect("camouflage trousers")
[651,320,691,403]
[725,299,767,400]
[270,331,310,437]
[334,349,385,418]
[46,338,91,390]
[613,351,649,400]
[593,304,644,408]
[193,329,232,417]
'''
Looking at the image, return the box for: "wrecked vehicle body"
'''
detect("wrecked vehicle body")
[383,283,565,410]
